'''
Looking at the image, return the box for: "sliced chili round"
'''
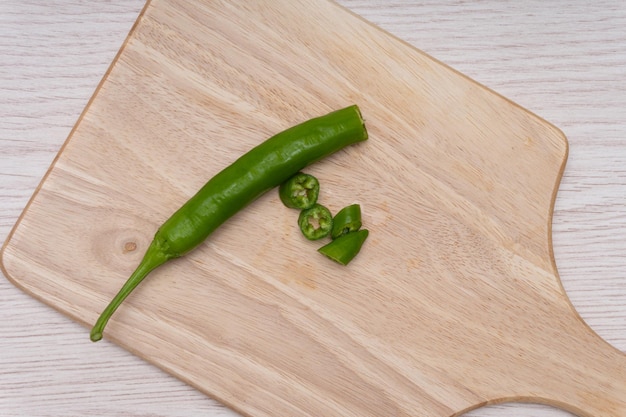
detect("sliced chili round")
[298,203,333,240]
[279,172,320,209]
[331,203,362,239]
[318,229,369,265]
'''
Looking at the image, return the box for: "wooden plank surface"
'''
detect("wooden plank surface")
[1,0,623,416]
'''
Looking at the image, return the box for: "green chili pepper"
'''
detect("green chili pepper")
[279,172,319,209]
[330,203,362,239]
[298,203,333,240]
[318,229,369,265]
[90,105,367,342]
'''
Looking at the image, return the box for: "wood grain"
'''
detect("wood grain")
[1,1,625,417]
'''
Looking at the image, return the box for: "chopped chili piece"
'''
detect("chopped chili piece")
[331,203,362,239]
[298,203,333,240]
[318,229,369,265]
[279,172,320,209]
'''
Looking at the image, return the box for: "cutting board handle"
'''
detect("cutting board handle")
[519,301,626,417]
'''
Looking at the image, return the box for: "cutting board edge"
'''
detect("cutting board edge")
[332,0,571,152]
[544,138,626,362]
[0,0,154,291]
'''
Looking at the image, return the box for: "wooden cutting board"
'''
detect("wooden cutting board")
[2,0,624,416]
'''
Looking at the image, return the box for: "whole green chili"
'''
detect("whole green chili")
[279,172,319,209]
[90,105,367,342]
[330,203,362,239]
[318,229,369,265]
[298,203,333,240]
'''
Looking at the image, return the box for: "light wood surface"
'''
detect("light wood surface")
[1,1,624,417]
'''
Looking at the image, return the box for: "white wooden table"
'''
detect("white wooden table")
[1,1,624,416]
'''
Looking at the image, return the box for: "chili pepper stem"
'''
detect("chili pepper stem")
[90,239,170,342]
